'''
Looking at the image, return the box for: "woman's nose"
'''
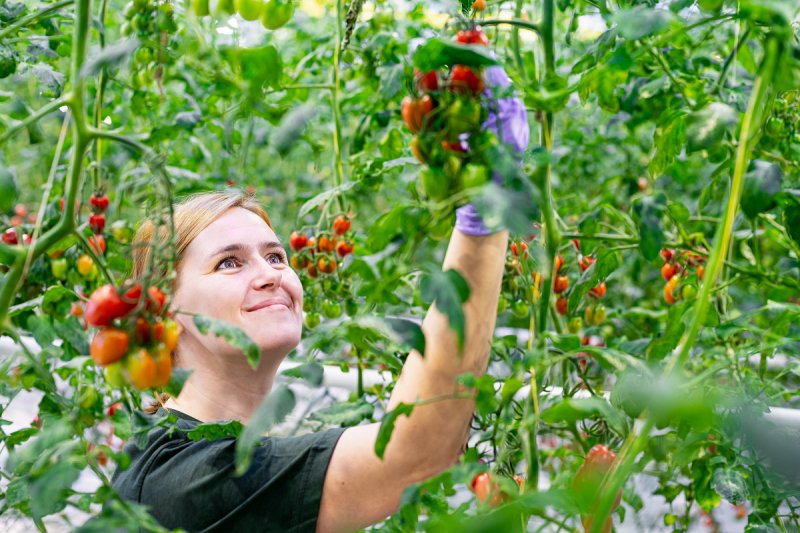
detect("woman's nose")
[251,257,282,289]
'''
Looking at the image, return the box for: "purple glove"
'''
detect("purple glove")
[455,65,529,236]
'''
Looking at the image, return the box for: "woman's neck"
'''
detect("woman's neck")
[163,344,284,424]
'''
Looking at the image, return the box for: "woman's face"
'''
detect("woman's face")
[171,207,304,366]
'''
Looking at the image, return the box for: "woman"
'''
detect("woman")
[112,66,528,533]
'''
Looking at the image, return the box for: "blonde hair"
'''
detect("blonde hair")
[135,190,273,413]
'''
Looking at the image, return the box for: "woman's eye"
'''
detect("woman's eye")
[268,252,286,264]
[217,257,239,270]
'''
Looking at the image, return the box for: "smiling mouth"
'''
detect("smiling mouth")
[247,301,291,312]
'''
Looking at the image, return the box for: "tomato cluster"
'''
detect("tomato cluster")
[402,27,497,201]
[289,214,358,328]
[572,444,622,533]
[190,0,294,31]
[86,282,179,390]
[469,471,523,508]
[660,248,705,305]
[122,0,178,88]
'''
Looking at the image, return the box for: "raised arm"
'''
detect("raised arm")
[316,228,508,533]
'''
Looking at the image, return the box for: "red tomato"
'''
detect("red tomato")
[289,231,308,251]
[456,27,489,46]
[414,68,439,91]
[554,254,564,274]
[332,215,351,236]
[89,213,106,234]
[590,282,607,299]
[580,256,596,272]
[2,228,18,245]
[90,193,109,212]
[317,235,335,253]
[553,275,569,294]
[661,262,678,281]
[556,296,568,315]
[317,256,336,274]
[147,286,166,314]
[449,65,484,95]
[336,240,354,257]
[85,284,140,327]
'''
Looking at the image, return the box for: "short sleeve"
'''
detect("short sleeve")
[130,426,346,532]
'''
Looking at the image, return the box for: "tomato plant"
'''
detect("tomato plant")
[0,0,799,531]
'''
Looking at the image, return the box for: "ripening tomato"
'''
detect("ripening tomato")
[77,254,94,277]
[589,282,607,299]
[456,27,489,46]
[2,228,18,245]
[556,296,568,315]
[573,444,622,532]
[336,240,354,257]
[134,318,151,344]
[147,286,166,314]
[414,68,439,92]
[553,275,569,294]
[317,256,336,274]
[306,264,318,278]
[660,248,674,262]
[289,231,308,251]
[471,472,492,504]
[554,255,564,274]
[151,345,172,388]
[290,255,309,269]
[125,349,157,390]
[317,235,335,253]
[104,362,126,387]
[449,65,484,95]
[88,234,106,254]
[90,328,130,366]
[584,304,606,326]
[661,262,678,281]
[568,316,583,333]
[664,274,680,305]
[162,320,180,351]
[411,137,429,164]
[401,95,435,133]
[332,215,351,236]
[51,258,68,279]
[696,265,705,280]
[472,0,486,11]
[579,256,596,272]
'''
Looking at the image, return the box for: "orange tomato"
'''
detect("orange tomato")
[90,328,130,366]
[151,345,172,388]
[125,349,156,390]
[664,274,680,305]
[553,275,569,294]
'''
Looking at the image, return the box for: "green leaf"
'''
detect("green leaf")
[30,462,80,519]
[298,180,357,218]
[614,6,674,40]
[375,402,414,459]
[712,468,747,505]
[80,38,139,78]
[419,269,470,350]
[0,165,18,212]
[500,377,523,405]
[632,193,667,260]
[412,38,498,72]
[186,419,244,442]
[646,301,690,361]
[281,362,324,386]
[309,400,374,426]
[193,315,261,369]
[567,248,621,313]
[165,368,192,397]
[741,160,782,219]
[384,316,426,356]
[235,384,295,475]
[685,103,738,153]
[52,316,89,355]
[271,104,317,155]
[541,397,627,436]
[783,202,800,248]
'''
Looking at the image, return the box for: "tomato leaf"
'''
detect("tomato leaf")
[281,362,324,386]
[419,269,470,350]
[165,368,192,397]
[412,38,497,72]
[186,420,243,442]
[685,103,738,153]
[632,193,667,260]
[235,384,296,475]
[783,202,800,248]
[385,316,426,356]
[613,6,675,40]
[541,397,627,436]
[271,103,317,155]
[298,180,357,218]
[646,301,690,361]
[225,44,283,91]
[375,402,414,459]
[193,315,261,369]
[309,399,374,427]
[79,38,139,78]
[30,461,80,519]
[741,160,782,219]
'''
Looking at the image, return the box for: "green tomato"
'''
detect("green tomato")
[261,0,294,30]
[217,0,236,14]
[304,312,321,329]
[681,284,697,301]
[344,298,359,317]
[191,0,210,16]
[51,258,68,279]
[446,98,482,136]
[78,386,98,409]
[567,317,582,334]
[236,0,263,21]
[511,299,529,318]
[584,304,606,326]
[321,299,342,319]
[765,117,785,138]
[420,167,449,201]
[460,163,489,190]
[104,362,126,388]
[443,155,462,182]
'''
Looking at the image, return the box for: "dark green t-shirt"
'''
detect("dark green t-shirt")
[111,408,346,533]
